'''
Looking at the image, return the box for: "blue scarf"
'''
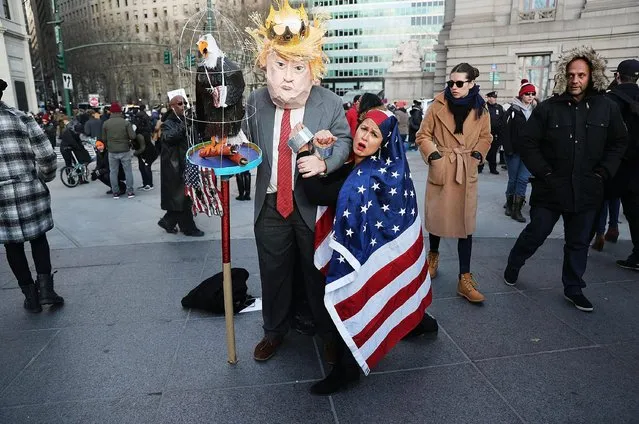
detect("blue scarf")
[444,85,486,134]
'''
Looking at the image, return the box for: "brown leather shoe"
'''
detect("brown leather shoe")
[604,227,619,243]
[427,251,439,279]
[253,337,283,361]
[457,273,485,303]
[591,234,605,251]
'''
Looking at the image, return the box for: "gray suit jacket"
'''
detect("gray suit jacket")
[244,86,352,230]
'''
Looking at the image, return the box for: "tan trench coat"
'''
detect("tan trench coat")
[416,93,492,238]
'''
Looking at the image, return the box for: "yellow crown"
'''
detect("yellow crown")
[265,0,309,45]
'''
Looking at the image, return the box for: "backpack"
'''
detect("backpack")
[181,268,255,314]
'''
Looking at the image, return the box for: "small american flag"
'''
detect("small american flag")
[184,161,223,217]
[315,112,432,375]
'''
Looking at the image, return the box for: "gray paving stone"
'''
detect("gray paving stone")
[429,258,517,299]
[164,315,322,391]
[107,261,205,284]
[604,340,639,366]
[373,325,469,372]
[333,364,521,424]
[156,385,335,424]
[0,329,58,390]
[0,321,183,406]
[0,395,160,424]
[476,348,639,424]
[522,282,639,344]
[428,292,594,360]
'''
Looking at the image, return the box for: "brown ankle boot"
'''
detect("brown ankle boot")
[427,251,439,279]
[604,227,619,243]
[591,234,605,251]
[457,273,485,303]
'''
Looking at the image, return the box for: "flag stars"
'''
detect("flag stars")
[399,208,406,216]
[343,209,351,218]
[410,190,415,198]
[357,185,366,194]
[379,167,387,174]
[345,228,354,237]
[391,171,400,178]
[389,187,397,196]
[385,157,392,166]
[337,255,345,263]
[360,204,369,214]
[370,238,377,247]
[381,204,390,212]
[374,221,383,229]
[392,225,400,233]
[371,156,378,162]
[404,190,408,198]
[357,169,362,176]
[363,223,367,233]
[411,208,416,216]
[371,182,380,191]
[367,200,373,207]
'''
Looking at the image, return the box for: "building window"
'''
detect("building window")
[518,54,551,99]
[2,0,11,20]
[521,0,556,11]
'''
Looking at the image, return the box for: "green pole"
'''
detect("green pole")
[52,0,71,117]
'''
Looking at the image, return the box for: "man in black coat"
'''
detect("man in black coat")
[134,104,157,190]
[158,96,204,237]
[408,100,423,151]
[504,47,628,312]
[479,91,504,174]
[605,59,639,270]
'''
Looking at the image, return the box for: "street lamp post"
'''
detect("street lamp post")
[207,0,213,32]
[50,0,72,117]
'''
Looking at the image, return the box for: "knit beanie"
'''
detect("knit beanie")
[518,79,536,98]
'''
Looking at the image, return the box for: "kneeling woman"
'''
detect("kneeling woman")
[296,109,437,395]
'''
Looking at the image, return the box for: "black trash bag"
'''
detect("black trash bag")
[181,268,255,314]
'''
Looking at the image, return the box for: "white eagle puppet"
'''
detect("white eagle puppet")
[195,33,247,146]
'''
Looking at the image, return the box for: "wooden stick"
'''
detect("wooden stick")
[220,179,238,364]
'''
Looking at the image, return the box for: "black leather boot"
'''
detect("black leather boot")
[310,362,360,396]
[511,196,527,223]
[235,173,245,200]
[504,195,514,216]
[19,282,42,313]
[37,273,64,305]
[243,173,251,201]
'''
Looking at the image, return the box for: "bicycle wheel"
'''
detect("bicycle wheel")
[60,166,79,187]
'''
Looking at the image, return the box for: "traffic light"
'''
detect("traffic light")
[56,53,65,70]
[163,50,172,65]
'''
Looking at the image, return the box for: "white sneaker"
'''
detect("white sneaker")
[143,185,154,191]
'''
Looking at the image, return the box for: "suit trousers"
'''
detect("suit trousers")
[507,206,597,295]
[255,193,334,341]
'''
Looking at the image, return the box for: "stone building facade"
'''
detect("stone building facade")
[433,0,639,102]
[1,0,38,112]
[26,0,269,106]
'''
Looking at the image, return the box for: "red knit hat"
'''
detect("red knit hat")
[518,79,536,98]
[110,102,122,113]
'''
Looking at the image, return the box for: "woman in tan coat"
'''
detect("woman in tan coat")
[416,63,492,303]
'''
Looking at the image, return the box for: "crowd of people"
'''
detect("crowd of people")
[1,11,638,398]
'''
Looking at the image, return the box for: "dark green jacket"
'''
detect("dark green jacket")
[101,113,135,153]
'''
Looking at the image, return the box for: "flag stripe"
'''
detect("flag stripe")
[365,290,433,368]
[335,233,424,322]
[351,254,428,347]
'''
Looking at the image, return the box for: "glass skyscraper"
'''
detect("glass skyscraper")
[294,0,445,96]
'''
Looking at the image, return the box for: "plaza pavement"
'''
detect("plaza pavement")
[0,151,637,423]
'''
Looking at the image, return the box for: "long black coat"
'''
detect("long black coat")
[487,102,505,146]
[160,112,189,211]
[520,92,628,213]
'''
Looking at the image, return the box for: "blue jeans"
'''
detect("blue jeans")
[596,198,620,234]
[108,150,134,194]
[505,153,531,197]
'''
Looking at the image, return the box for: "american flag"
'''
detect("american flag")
[184,161,223,217]
[315,112,432,375]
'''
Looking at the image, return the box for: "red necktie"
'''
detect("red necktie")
[277,109,294,218]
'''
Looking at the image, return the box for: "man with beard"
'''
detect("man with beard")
[504,47,628,312]
[245,0,352,364]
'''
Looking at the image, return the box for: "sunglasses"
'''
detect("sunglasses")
[447,80,469,88]
[523,92,536,96]
[175,102,184,106]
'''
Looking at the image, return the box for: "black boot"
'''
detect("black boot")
[504,195,514,217]
[37,273,64,305]
[243,173,251,201]
[477,164,484,173]
[402,312,438,339]
[489,163,499,175]
[235,173,245,201]
[310,362,360,396]
[511,195,527,223]
[19,282,42,313]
